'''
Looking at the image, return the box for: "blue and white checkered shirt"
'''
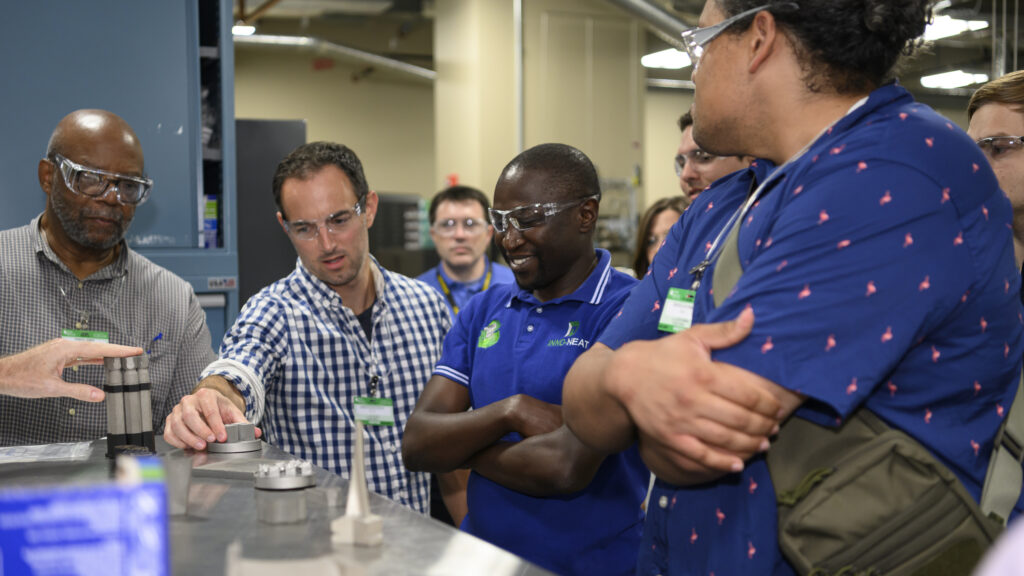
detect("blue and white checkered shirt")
[201,258,450,514]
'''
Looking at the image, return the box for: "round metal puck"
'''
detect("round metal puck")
[207,439,263,453]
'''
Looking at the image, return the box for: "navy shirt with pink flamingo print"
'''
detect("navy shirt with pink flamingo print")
[601,82,1024,575]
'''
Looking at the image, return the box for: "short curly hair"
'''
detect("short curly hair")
[717,0,929,94]
[272,141,369,219]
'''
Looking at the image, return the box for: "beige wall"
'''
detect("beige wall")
[234,48,437,198]
[433,0,518,195]
[643,88,692,210]
[524,0,644,181]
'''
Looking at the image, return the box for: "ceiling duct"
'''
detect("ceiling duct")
[604,0,690,50]
[234,34,436,82]
[241,0,395,18]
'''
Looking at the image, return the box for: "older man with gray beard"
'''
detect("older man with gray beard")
[0,109,216,446]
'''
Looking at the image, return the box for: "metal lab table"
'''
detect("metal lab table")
[0,438,554,576]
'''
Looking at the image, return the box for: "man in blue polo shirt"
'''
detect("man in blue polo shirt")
[403,143,647,576]
[563,1,1024,574]
[417,185,514,317]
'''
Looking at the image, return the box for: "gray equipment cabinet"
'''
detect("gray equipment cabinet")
[0,0,239,347]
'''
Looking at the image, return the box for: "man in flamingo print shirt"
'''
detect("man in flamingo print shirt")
[563,1,1024,574]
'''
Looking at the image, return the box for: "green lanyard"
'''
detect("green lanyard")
[437,260,493,315]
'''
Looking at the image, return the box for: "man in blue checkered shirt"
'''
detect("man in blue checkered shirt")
[164,142,453,515]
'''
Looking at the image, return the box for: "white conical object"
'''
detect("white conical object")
[331,420,382,546]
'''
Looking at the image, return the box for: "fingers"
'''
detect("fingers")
[686,307,755,351]
[676,415,771,457]
[61,340,144,362]
[198,391,228,443]
[712,362,783,420]
[511,394,564,437]
[639,433,740,485]
[54,381,105,403]
[163,411,194,450]
[173,395,216,450]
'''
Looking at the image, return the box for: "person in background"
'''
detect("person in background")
[968,69,1024,272]
[403,143,647,576]
[417,185,514,317]
[164,142,456,517]
[563,0,1023,573]
[675,110,753,203]
[0,109,216,446]
[0,340,142,402]
[631,195,688,277]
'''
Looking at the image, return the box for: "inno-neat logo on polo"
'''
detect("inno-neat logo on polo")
[548,320,589,349]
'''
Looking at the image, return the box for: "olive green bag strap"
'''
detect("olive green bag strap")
[981,369,1024,525]
[711,207,1023,526]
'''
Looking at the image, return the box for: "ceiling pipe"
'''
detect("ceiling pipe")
[234,34,437,82]
[238,0,286,24]
[604,0,691,51]
[647,78,695,90]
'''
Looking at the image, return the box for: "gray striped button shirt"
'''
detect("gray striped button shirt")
[0,215,217,445]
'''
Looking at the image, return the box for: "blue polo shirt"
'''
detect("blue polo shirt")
[416,258,515,317]
[600,83,1024,575]
[435,249,648,576]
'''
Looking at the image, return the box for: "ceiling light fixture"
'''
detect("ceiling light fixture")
[920,70,989,89]
[232,21,256,36]
[924,15,988,42]
[641,48,691,70]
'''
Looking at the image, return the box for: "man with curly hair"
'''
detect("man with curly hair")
[564,1,1023,573]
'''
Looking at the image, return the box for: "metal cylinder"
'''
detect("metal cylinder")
[255,488,308,524]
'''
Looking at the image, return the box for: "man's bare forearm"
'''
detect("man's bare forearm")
[562,343,637,454]
[403,400,521,473]
[192,374,245,413]
[468,425,605,497]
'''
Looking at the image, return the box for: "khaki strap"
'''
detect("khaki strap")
[980,368,1024,525]
[711,212,743,309]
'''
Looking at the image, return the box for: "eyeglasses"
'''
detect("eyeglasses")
[680,2,799,70]
[675,149,719,176]
[489,194,599,234]
[432,217,489,238]
[976,136,1024,161]
[51,154,153,206]
[282,204,363,241]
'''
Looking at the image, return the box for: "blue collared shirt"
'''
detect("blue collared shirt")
[601,83,1024,575]
[435,249,648,576]
[416,259,515,317]
[202,258,451,514]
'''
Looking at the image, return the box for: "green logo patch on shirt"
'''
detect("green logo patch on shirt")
[478,320,501,349]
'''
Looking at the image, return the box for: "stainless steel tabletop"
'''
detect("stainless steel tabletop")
[0,438,554,576]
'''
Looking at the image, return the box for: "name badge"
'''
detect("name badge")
[657,288,695,333]
[61,329,110,343]
[353,397,395,426]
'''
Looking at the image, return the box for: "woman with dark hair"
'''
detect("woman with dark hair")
[631,196,688,278]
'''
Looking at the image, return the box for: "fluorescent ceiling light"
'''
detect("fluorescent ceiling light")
[232,22,256,36]
[920,70,989,89]
[924,15,988,41]
[641,48,691,70]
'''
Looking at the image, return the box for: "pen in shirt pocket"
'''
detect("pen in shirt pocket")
[146,332,163,355]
